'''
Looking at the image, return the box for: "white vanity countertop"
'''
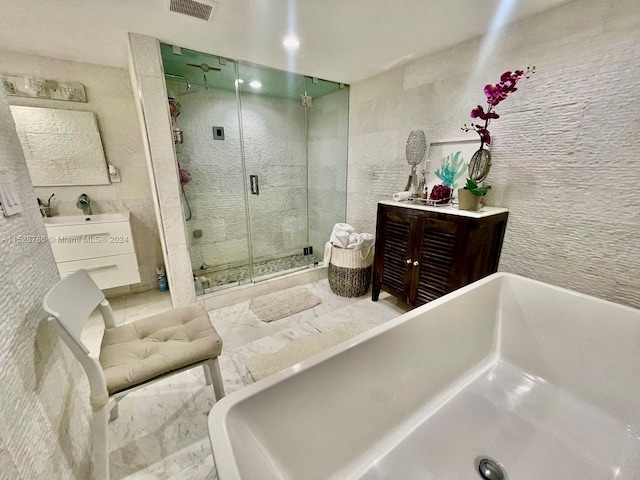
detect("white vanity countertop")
[379,200,508,218]
[44,211,131,227]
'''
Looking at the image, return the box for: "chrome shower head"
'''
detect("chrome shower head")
[187,63,221,73]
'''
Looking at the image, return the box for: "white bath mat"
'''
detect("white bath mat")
[250,286,322,323]
[246,322,372,381]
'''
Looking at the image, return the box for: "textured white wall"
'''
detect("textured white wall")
[172,84,310,269]
[0,50,164,292]
[308,88,350,251]
[0,87,91,478]
[347,0,640,309]
[128,33,195,307]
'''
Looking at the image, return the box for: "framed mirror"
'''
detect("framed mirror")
[10,106,110,186]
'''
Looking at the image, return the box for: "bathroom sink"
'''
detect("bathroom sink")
[44,212,130,226]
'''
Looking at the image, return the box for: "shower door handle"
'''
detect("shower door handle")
[249,175,259,195]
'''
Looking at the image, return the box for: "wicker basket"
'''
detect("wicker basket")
[328,245,374,298]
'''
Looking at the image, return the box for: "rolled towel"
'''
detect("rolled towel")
[346,233,365,250]
[360,232,375,249]
[334,223,355,234]
[392,191,412,202]
[330,230,350,247]
[329,223,354,247]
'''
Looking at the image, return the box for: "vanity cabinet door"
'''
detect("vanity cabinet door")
[373,209,418,302]
[410,217,460,305]
[373,202,508,306]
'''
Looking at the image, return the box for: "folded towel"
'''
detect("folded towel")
[392,191,412,202]
[330,230,350,247]
[334,223,355,234]
[323,241,332,265]
[329,223,355,247]
[346,233,364,250]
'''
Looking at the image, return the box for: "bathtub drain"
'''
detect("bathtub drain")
[477,458,505,480]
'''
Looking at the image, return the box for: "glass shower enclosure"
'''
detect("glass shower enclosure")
[161,44,349,294]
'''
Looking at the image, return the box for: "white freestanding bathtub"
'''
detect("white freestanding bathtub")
[208,273,640,479]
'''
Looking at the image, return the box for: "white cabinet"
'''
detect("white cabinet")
[45,212,141,290]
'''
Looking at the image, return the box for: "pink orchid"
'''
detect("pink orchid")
[476,127,492,145]
[463,66,535,150]
[471,105,499,121]
[470,105,484,118]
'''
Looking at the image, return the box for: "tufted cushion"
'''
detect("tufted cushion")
[99,304,222,394]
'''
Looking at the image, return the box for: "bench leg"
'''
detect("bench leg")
[92,404,110,480]
[203,364,212,385]
[109,402,119,421]
[207,358,225,400]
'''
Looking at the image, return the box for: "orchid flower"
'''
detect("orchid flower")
[462,66,535,150]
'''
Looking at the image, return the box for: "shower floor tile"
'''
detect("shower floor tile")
[194,253,322,290]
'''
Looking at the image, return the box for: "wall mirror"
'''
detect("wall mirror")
[10,105,110,186]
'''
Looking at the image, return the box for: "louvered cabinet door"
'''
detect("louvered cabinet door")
[373,202,508,305]
[373,210,417,301]
[410,218,459,305]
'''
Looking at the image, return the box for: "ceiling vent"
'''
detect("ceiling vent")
[169,0,217,21]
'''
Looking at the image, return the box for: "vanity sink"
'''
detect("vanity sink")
[43,212,130,226]
[43,210,140,289]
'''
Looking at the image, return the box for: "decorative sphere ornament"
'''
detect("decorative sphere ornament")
[404,130,427,192]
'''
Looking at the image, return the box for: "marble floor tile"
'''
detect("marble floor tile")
[124,293,173,323]
[209,313,281,350]
[77,279,413,479]
[108,372,218,479]
[225,321,323,385]
[307,293,412,333]
[207,301,251,322]
[217,353,244,396]
[124,289,172,309]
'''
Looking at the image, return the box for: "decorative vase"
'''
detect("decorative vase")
[458,188,481,211]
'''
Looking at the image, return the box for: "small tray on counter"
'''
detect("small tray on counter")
[405,196,454,207]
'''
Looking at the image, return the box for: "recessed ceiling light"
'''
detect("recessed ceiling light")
[249,80,262,89]
[283,35,300,50]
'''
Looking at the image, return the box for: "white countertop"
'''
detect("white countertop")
[44,211,131,227]
[379,200,508,218]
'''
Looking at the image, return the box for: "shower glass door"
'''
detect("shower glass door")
[161,43,349,295]
[161,45,253,291]
[305,77,349,266]
[237,63,310,281]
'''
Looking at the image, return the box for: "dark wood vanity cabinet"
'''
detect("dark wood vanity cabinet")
[372,202,508,306]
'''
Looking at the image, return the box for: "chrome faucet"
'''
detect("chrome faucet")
[76,193,92,215]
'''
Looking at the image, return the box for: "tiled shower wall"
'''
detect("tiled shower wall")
[0,88,91,478]
[170,83,248,270]
[172,84,307,270]
[347,0,640,308]
[0,50,164,292]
